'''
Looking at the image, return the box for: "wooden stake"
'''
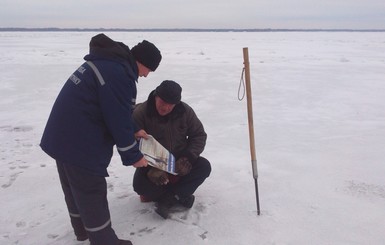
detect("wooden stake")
[243,47,261,215]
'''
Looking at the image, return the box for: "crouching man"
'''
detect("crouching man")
[133,80,211,219]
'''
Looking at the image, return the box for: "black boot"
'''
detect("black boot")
[118,239,133,245]
[155,192,177,219]
[76,234,88,241]
[176,195,195,208]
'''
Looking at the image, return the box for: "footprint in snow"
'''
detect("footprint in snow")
[340,180,385,199]
[2,171,23,188]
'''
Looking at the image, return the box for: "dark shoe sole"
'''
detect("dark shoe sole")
[118,239,133,245]
[155,207,169,219]
[76,235,88,241]
[178,195,195,208]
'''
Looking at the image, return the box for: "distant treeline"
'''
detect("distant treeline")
[1,28,385,32]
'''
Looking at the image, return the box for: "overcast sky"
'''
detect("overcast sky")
[1,0,385,29]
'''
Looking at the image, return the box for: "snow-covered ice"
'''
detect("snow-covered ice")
[1,31,385,245]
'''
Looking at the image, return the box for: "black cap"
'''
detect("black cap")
[155,80,182,104]
[131,40,162,71]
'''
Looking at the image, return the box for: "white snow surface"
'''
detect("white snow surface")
[1,31,385,245]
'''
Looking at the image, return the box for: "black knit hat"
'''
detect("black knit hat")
[131,40,162,71]
[155,80,182,104]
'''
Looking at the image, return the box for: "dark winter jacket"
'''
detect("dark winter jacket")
[133,91,207,163]
[40,33,143,176]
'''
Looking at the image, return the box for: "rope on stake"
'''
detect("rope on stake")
[238,67,246,101]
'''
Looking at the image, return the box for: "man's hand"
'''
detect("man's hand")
[133,156,148,168]
[135,129,148,140]
[147,168,169,185]
[175,157,192,176]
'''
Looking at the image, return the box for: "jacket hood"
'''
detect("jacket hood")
[86,33,138,77]
[88,33,136,63]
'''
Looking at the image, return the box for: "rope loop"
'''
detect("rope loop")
[238,67,246,101]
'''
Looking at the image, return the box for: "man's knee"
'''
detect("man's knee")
[195,157,211,178]
[133,168,158,196]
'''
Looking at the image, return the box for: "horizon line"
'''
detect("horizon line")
[1,27,385,32]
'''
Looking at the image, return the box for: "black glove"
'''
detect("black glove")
[147,167,169,185]
[175,157,192,176]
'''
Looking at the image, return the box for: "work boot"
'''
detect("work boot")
[176,195,195,208]
[118,239,133,245]
[76,234,88,241]
[155,192,177,219]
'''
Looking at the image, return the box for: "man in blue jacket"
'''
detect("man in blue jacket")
[40,33,161,245]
